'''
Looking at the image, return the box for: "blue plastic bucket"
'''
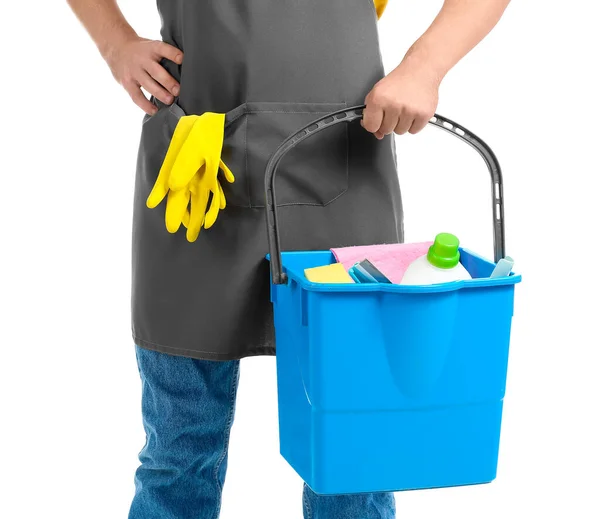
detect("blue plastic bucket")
[264,107,521,495]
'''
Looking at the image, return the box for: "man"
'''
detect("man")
[67,1,510,517]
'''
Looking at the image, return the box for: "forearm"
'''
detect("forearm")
[67,0,183,113]
[66,0,137,59]
[400,0,511,82]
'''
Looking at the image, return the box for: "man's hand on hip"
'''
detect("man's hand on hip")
[104,37,183,115]
[66,1,185,115]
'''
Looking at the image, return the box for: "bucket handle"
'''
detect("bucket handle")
[265,105,505,285]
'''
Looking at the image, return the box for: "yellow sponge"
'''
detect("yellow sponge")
[304,263,354,284]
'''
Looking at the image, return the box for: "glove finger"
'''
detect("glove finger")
[193,113,227,191]
[165,187,191,233]
[218,180,226,210]
[219,159,235,184]
[186,182,210,243]
[147,115,198,208]
[182,208,191,229]
[203,113,226,152]
[170,117,210,191]
[203,182,221,229]
[200,148,221,191]
[189,165,205,195]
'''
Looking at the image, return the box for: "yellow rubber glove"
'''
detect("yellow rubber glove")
[182,163,229,242]
[183,168,210,242]
[147,115,200,210]
[165,183,191,233]
[146,112,235,242]
[169,113,227,192]
[374,0,388,18]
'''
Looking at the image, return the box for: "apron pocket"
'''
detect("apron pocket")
[138,100,186,188]
[221,101,349,208]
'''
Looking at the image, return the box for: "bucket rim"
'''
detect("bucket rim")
[267,248,521,294]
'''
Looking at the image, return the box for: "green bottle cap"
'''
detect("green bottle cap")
[427,233,461,269]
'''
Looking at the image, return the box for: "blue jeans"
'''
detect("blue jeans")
[129,346,396,519]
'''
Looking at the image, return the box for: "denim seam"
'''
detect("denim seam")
[133,347,150,459]
[212,361,240,519]
[303,485,313,519]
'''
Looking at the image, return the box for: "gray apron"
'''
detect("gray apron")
[132,0,404,360]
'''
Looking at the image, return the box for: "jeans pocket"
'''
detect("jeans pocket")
[221,101,349,208]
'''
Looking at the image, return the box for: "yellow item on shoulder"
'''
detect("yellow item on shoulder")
[374,0,388,19]
[304,263,355,284]
[146,111,235,242]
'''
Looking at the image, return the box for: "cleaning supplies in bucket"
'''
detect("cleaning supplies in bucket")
[349,260,392,284]
[400,233,471,285]
[490,256,515,278]
[331,242,432,284]
[304,234,513,285]
[304,263,355,284]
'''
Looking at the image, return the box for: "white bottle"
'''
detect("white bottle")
[400,233,472,286]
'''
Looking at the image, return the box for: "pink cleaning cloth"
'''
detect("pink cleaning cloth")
[331,242,433,284]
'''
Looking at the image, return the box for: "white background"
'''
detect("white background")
[1,1,599,517]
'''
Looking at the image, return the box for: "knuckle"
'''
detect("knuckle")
[400,104,416,117]
[126,66,142,83]
[143,57,158,71]
[370,92,387,107]
[385,99,403,114]
[417,106,432,118]
[162,75,176,88]
[380,120,393,132]
[124,82,137,95]
[391,104,404,116]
